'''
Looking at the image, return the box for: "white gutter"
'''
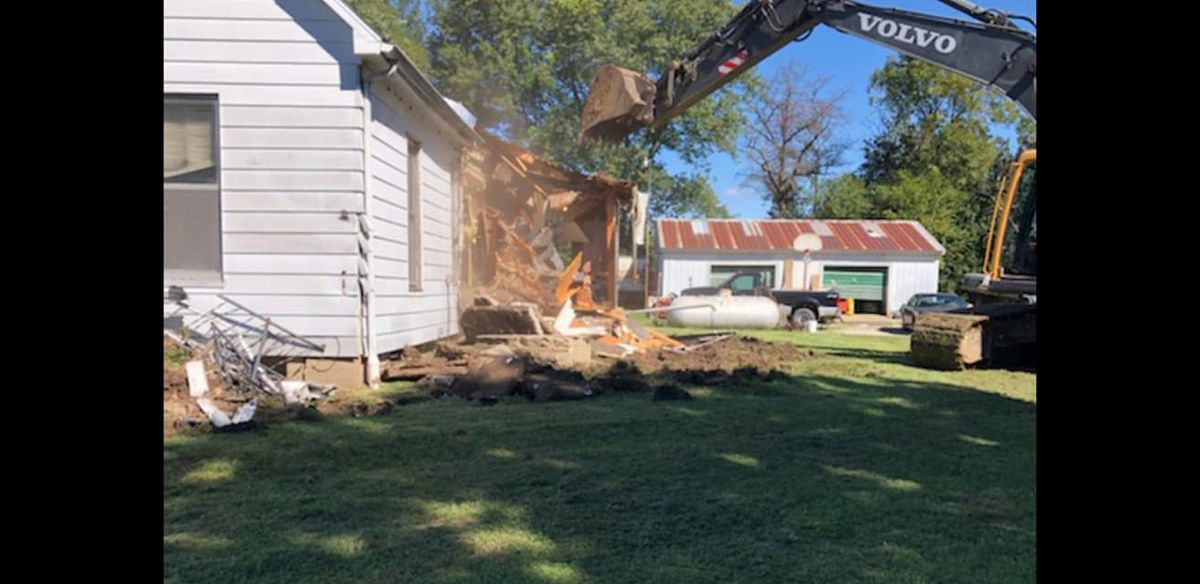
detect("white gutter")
[354,43,479,146]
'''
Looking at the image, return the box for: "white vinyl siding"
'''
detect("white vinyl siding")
[367,81,461,351]
[163,0,467,358]
[163,0,364,356]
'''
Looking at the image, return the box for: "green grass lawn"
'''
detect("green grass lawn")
[164,325,1035,584]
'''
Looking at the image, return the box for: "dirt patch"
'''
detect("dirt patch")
[624,336,814,381]
[589,359,652,393]
[451,355,528,400]
[165,334,815,432]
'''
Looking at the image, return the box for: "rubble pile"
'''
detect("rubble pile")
[383,294,812,407]
[164,294,335,433]
[386,130,813,407]
[464,130,641,314]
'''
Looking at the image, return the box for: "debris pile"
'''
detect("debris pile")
[386,291,813,407]
[416,131,814,407]
[464,130,642,313]
[164,294,335,433]
[164,336,265,435]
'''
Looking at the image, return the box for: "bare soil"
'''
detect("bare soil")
[625,335,814,383]
[164,334,818,435]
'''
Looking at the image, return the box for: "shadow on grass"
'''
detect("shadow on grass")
[165,370,1036,584]
[824,346,913,366]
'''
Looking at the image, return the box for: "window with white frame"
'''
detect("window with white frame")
[163,94,222,285]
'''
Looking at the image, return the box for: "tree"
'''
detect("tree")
[862,56,1020,194]
[426,0,755,219]
[812,174,871,219]
[818,56,1032,290]
[344,1,431,71]
[742,63,848,219]
[873,168,976,290]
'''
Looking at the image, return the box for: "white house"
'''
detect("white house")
[163,0,478,385]
[656,219,946,315]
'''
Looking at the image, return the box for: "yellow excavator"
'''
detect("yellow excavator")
[909,148,1036,370]
[577,0,1037,370]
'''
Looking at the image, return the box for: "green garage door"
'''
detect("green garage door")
[823,267,886,302]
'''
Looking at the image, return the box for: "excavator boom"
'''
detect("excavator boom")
[578,1,1038,371]
[580,0,1035,143]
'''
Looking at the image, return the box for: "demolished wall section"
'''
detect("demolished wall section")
[462,130,637,313]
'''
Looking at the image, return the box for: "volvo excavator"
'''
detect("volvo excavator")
[578,0,1036,370]
[910,147,1035,370]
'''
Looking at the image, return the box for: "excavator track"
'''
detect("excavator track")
[910,312,989,370]
[910,303,1036,371]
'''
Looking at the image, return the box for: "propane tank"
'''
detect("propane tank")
[667,294,781,329]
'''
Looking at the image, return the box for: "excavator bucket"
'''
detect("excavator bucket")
[578,65,657,144]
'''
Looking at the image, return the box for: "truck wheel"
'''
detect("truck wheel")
[790,308,817,328]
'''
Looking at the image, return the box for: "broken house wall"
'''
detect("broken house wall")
[463,132,635,312]
[164,0,472,382]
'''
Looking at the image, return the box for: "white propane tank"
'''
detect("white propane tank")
[667,294,782,329]
[805,319,818,333]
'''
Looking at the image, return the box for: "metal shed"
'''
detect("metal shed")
[656,219,946,315]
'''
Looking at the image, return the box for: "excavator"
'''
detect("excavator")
[578,0,1036,370]
[910,147,1035,370]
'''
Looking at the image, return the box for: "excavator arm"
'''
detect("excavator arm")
[580,0,1036,143]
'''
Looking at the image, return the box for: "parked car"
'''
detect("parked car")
[678,271,841,327]
[896,293,969,330]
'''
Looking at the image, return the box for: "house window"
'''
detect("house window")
[407,137,423,291]
[164,94,221,285]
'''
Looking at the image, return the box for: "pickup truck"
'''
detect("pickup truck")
[678,271,841,327]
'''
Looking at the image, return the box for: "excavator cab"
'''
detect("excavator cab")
[961,149,1037,300]
[1000,164,1037,277]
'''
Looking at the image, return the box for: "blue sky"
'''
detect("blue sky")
[658,0,1037,218]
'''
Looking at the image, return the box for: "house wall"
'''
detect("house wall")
[658,250,941,314]
[367,82,461,353]
[163,0,462,359]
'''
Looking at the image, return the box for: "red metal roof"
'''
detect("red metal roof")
[657,219,943,254]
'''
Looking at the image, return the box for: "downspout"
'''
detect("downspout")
[452,146,468,333]
[359,64,395,387]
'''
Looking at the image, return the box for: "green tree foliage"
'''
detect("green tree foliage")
[815,56,1032,290]
[426,0,754,218]
[812,174,871,219]
[344,0,430,71]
